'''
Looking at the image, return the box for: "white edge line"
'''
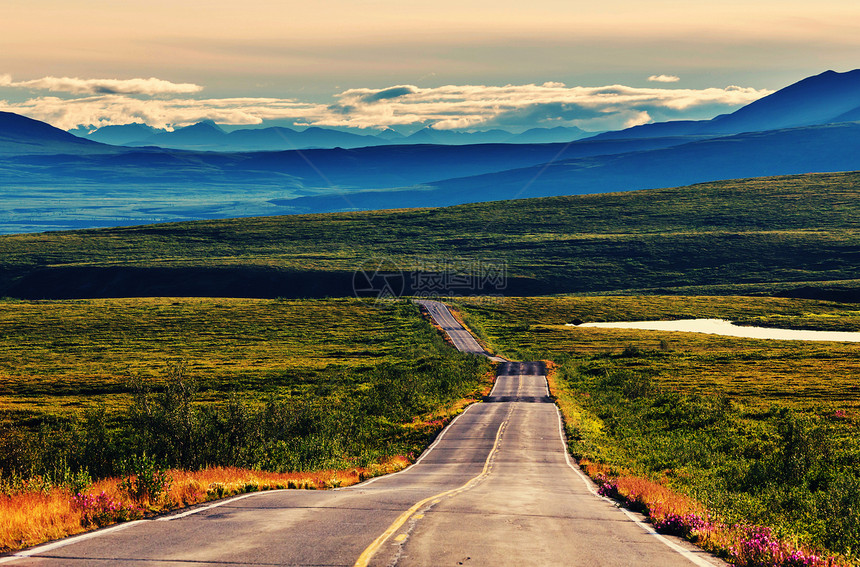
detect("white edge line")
[552,405,720,567]
[418,300,499,359]
[157,491,263,520]
[543,365,551,397]
[351,401,479,489]
[347,300,502,487]
[0,489,286,563]
[487,365,504,397]
[0,519,147,563]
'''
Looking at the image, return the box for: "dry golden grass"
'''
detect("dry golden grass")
[0,490,83,552]
[0,457,411,555]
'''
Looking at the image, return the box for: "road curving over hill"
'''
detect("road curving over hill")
[3,301,725,566]
[416,299,507,361]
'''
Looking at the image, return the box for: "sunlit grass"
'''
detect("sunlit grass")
[0,458,410,554]
[0,297,493,553]
[0,297,428,421]
[454,295,860,412]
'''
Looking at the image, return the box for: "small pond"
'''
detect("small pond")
[566,318,860,342]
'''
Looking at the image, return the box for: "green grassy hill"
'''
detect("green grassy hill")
[1,171,859,299]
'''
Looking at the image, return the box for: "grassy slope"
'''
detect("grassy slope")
[1,171,859,298]
[0,298,493,553]
[0,298,491,475]
[453,295,860,559]
[0,297,410,421]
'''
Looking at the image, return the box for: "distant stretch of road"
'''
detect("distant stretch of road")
[3,303,724,566]
[416,299,506,361]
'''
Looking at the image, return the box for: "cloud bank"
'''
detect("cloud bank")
[648,74,681,83]
[0,75,772,132]
[0,75,203,95]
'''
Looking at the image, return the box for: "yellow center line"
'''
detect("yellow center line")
[353,417,508,567]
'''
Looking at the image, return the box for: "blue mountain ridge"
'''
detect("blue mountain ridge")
[592,69,860,140]
[76,122,592,151]
[0,68,858,232]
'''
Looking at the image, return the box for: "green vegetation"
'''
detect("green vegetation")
[0,298,490,486]
[1,171,859,298]
[453,295,860,559]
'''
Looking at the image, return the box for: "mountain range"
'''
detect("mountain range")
[70,121,594,151]
[1,69,859,233]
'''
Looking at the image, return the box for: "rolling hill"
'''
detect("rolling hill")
[0,111,715,232]
[1,171,859,300]
[0,111,114,155]
[276,122,860,212]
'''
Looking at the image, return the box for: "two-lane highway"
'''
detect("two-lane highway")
[3,302,724,566]
[369,362,722,566]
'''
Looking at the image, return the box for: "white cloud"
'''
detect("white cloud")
[624,111,653,128]
[1,75,203,95]
[648,74,681,83]
[0,79,772,132]
[0,95,321,130]
[325,83,770,130]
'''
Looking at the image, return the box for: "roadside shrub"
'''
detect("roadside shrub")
[561,359,858,564]
[594,474,619,499]
[207,482,228,499]
[728,524,835,567]
[1,302,489,499]
[119,453,172,506]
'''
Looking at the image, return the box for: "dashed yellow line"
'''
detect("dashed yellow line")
[353,418,508,567]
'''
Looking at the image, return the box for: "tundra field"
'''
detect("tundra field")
[2,294,860,561]
[0,172,859,300]
[0,298,491,547]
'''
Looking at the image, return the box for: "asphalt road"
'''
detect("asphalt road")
[416,300,506,361]
[3,304,724,567]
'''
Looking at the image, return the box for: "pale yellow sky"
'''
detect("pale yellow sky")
[1,0,858,130]
[5,0,858,40]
